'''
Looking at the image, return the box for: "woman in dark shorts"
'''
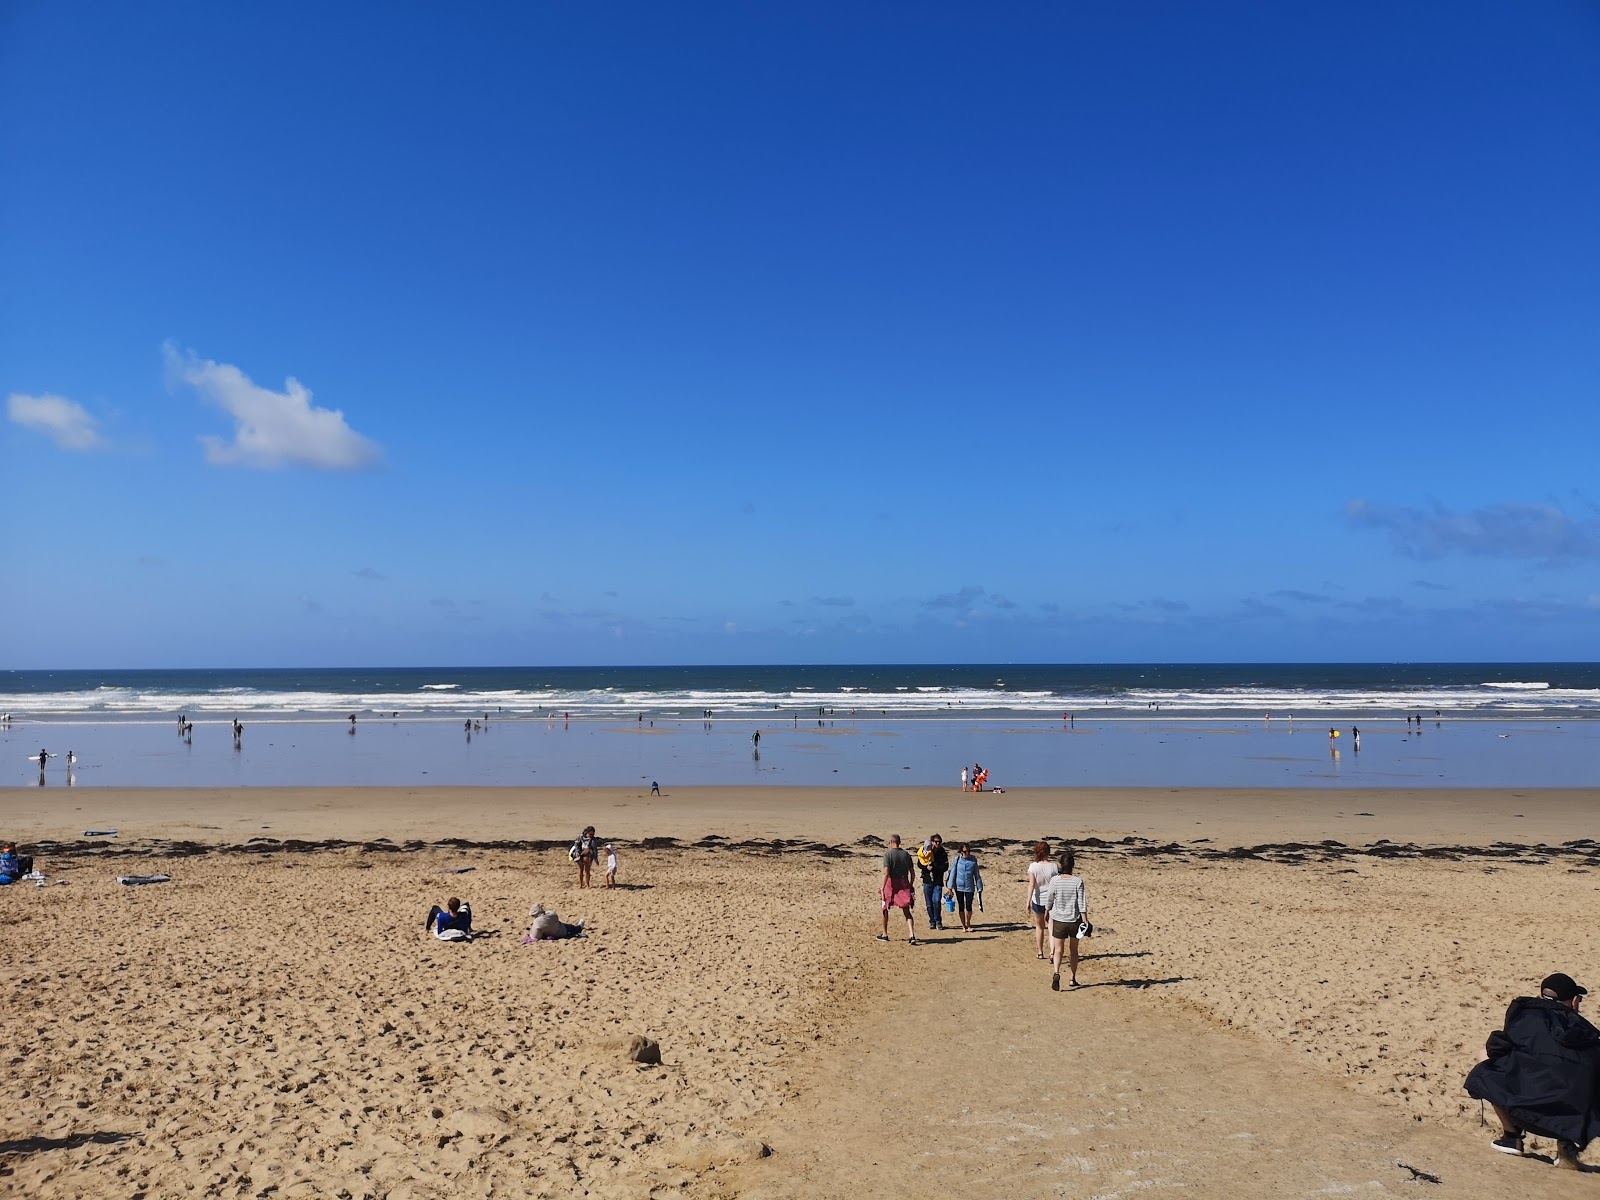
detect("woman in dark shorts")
[945,843,983,932]
[1040,849,1088,990]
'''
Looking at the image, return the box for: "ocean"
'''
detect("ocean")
[3,664,1596,790]
[4,662,1599,720]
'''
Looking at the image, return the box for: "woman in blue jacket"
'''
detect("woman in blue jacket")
[945,843,984,933]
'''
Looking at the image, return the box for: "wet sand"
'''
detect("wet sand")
[2,785,1597,1197]
[3,782,1596,847]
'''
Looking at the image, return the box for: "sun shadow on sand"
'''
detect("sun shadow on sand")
[0,1131,135,1155]
[1078,976,1187,990]
[1508,1149,1600,1173]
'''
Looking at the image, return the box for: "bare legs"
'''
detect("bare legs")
[1032,907,1048,959]
[1050,934,1080,987]
[878,905,917,942]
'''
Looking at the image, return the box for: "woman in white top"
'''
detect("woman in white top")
[1025,841,1059,961]
[1040,849,1088,990]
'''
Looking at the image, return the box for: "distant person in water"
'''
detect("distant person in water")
[35,749,49,769]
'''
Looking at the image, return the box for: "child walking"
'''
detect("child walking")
[604,844,619,888]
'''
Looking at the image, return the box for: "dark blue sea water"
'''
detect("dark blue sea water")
[2,663,1598,719]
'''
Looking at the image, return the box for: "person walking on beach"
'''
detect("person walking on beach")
[1026,841,1059,961]
[960,766,968,792]
[916,835,949,931]
[946,843,983,932]
[570,826,599,888]
[876,834,919,944]
[1352,726,1360,752]
[603,844,619,888]
[650,780,660,795]
[1041,850,1088,990]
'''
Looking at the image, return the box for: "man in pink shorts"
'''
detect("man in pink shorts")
[876,833,919,945]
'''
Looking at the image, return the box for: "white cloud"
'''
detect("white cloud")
[7,393,105,451]
[164,343,381,470]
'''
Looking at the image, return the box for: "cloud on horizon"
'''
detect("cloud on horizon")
[810,595,855,607]
[1271,589,1329,604]
[7,392,105,451]
[164,343,381,470]
[353,566,386,581]
[1347,499,1600,564]
[925,585,986,610]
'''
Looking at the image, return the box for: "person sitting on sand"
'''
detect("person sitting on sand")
[524,903,586,941]
[876,834,919,945]
[1466,972,1599,1169]
[0,842,33,885]
[946,843,983,933]
[426,897,474,941]
[1040,850,1088,991]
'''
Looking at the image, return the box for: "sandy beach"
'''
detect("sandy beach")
[3,785,1598,1197]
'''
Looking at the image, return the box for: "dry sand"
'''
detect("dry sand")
[3,785,1598,1197]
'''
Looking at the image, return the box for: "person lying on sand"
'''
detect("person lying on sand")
[426,897,474,941]
[524,903,586,941]
[1466,971,1598,1169]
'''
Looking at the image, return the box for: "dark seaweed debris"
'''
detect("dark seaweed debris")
[16,830,1600,872]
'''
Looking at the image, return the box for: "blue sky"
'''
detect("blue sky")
[3,2,1598,668]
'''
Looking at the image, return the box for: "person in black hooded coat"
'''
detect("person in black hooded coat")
[1465,972,1600,1164]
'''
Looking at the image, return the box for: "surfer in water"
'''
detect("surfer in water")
[35,749,50,769]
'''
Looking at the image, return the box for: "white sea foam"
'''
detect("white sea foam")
[7,680,1600,720]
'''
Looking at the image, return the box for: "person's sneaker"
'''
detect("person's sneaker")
[1555,1140,1582,1170]
[874,934,889,942]
[1051,972,1060,991]
[1489,1131,1525,1156]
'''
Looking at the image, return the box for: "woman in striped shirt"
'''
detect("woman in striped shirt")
[1040,850,1088,991]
